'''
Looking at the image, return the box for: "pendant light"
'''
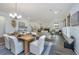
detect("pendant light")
[9,3,22,19]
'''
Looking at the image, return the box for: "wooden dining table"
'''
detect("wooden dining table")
[18,34,34,54]
[7,32,35,54]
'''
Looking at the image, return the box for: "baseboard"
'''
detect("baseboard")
[74,48,79,55]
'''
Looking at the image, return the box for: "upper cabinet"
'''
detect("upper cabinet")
[70,11,79,26]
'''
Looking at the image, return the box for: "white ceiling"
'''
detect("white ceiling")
[0,3,74,24]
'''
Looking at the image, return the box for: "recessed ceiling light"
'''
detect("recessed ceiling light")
[54,11,58,14]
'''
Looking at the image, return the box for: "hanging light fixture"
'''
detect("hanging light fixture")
[9,3,22,19]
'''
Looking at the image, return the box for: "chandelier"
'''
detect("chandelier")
[9,3,22,19]
[9,13,22,19]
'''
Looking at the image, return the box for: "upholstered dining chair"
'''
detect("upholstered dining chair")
[3,34,11,49]
[30,35,46,55]
[9,36,23,55]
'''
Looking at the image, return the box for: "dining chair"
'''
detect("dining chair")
[31,32,37,36]
[9,36,23,55]
[3,34,11,49]
[30,35,46,55]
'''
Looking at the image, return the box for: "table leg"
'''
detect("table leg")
[24,41,29,54]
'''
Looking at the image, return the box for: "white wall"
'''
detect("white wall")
[70,4,79,16]
[0,12,16,36]
[0,12,9,36]
[69,4,79,54]
[2,13,17,33]
[5,19,17,33]
[0,16,5,36]
[0,12,13,34]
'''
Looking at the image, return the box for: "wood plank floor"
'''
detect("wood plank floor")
[52,34,76,55]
